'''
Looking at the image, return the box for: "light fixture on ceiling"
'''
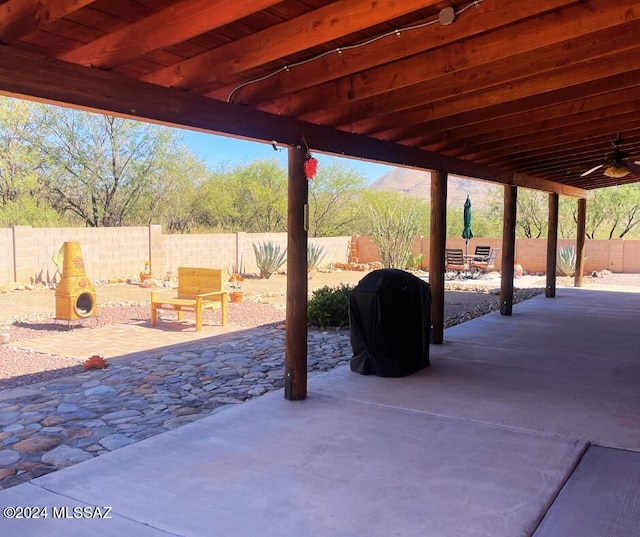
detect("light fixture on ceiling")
[439,7,455,25]
[604,164,630,178]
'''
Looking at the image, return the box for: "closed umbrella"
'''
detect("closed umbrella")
[462,195,473,259]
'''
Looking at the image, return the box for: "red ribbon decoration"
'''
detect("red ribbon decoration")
[304,157,318,180]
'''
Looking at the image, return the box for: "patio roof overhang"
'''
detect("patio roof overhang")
[0,0,638,195]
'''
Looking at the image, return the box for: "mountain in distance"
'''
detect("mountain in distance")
[368,168,499,207]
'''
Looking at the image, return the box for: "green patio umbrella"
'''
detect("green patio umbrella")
[462,195,473,259]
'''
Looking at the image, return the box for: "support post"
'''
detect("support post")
[284,146,308,400]
[575,197,587,287]
[546,193,559,298]
[429,170,447,344]
[500,185,517,315]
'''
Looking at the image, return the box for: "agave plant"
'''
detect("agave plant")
[253,241,287,279]
[307,243,327,271]
[556,245,577,276]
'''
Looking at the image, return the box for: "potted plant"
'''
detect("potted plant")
[228,273,244,302]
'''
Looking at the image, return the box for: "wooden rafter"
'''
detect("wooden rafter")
[0,0,93,42]
[210,0,574,103]
[141,0,443,89]
[59,0,282,69]
[423,85,640,154]
[285,0,640,128]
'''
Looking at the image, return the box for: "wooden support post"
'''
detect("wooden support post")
[500,185,517,316]
[575,197,587,288]
[284,146,308,400]
[546,192,559,298]
[429,170,447,344]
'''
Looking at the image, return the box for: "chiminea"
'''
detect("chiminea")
[55,242,97,320]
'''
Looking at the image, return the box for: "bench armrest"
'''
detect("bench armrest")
[196,291,227,299]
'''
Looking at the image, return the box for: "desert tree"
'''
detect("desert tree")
[0,97,62,226]
[33,107,194,227]
[307,161,366,237]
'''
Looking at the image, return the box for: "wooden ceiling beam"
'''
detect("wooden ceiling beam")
[447,110,640,160]
[367,48,640,144]
[141,0,442,90]
[0,0,93,42]
[403,70,640,148]
[423,86,640,153]
[303,22,640,128]
[262,0,637,121]
[209,0,573,104]
[344,37,640,138]
[59,0,282,69]
[480,133,640,171]
[0,45,586,198]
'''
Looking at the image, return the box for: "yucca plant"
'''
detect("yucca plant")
[253,241,287,279]
[307,243,327,270]
[556,245,577,276]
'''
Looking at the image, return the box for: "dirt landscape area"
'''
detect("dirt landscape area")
[0,269,516,325]
[1,268,637,390]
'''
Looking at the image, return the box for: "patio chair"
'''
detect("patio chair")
[445,248,466,279]
[472,245,491,262]
[470,248,499,278]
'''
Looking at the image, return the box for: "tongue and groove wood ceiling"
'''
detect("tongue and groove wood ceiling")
[1,0,639,196]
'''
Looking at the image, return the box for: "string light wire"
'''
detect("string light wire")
[227,0,484,103]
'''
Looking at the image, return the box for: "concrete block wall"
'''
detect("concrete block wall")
[0,226,353,287]
[310,236,352,268]
[2,226,638,287]
[157,232,237,279]
[9,226,150,284]
[354,235,640,275]
[622,240,640,272]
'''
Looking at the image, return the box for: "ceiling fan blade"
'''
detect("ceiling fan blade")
[627,161,640,175]
[580,164,603,177]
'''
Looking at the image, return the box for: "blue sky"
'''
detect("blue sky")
[180,130,395,185]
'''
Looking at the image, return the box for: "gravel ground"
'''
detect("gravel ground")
[0,271,637,390]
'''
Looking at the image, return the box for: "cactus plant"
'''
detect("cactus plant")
[253,241,287,279]
[307,243,327,270]
[557,245,577,276]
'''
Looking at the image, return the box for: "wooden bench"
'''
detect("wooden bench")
[151,267,228,331]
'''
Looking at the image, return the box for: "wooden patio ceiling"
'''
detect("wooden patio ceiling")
[1,0,639,197]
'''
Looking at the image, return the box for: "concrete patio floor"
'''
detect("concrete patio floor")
[0,286,639,536]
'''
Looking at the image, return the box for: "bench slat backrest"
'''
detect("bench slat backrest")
[177,267,226,298]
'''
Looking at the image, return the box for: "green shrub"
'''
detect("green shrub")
[308,242,327,270]
[405,252,424,270]
[253,241,287,279]
[308,284,353,328]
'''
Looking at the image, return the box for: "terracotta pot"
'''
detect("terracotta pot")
[140,272,152,282]
[230,291,244,303]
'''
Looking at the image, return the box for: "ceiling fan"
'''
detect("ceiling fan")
[580,134,640,179]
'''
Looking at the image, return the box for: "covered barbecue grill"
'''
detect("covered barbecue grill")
[349,269,431,377]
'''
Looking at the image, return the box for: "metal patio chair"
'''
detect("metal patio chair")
[445,248,467,279]
[470,248,499,278]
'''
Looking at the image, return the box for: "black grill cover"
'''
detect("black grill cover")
[349,269,431,377]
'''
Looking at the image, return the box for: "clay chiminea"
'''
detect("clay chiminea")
[55,241,97,320]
